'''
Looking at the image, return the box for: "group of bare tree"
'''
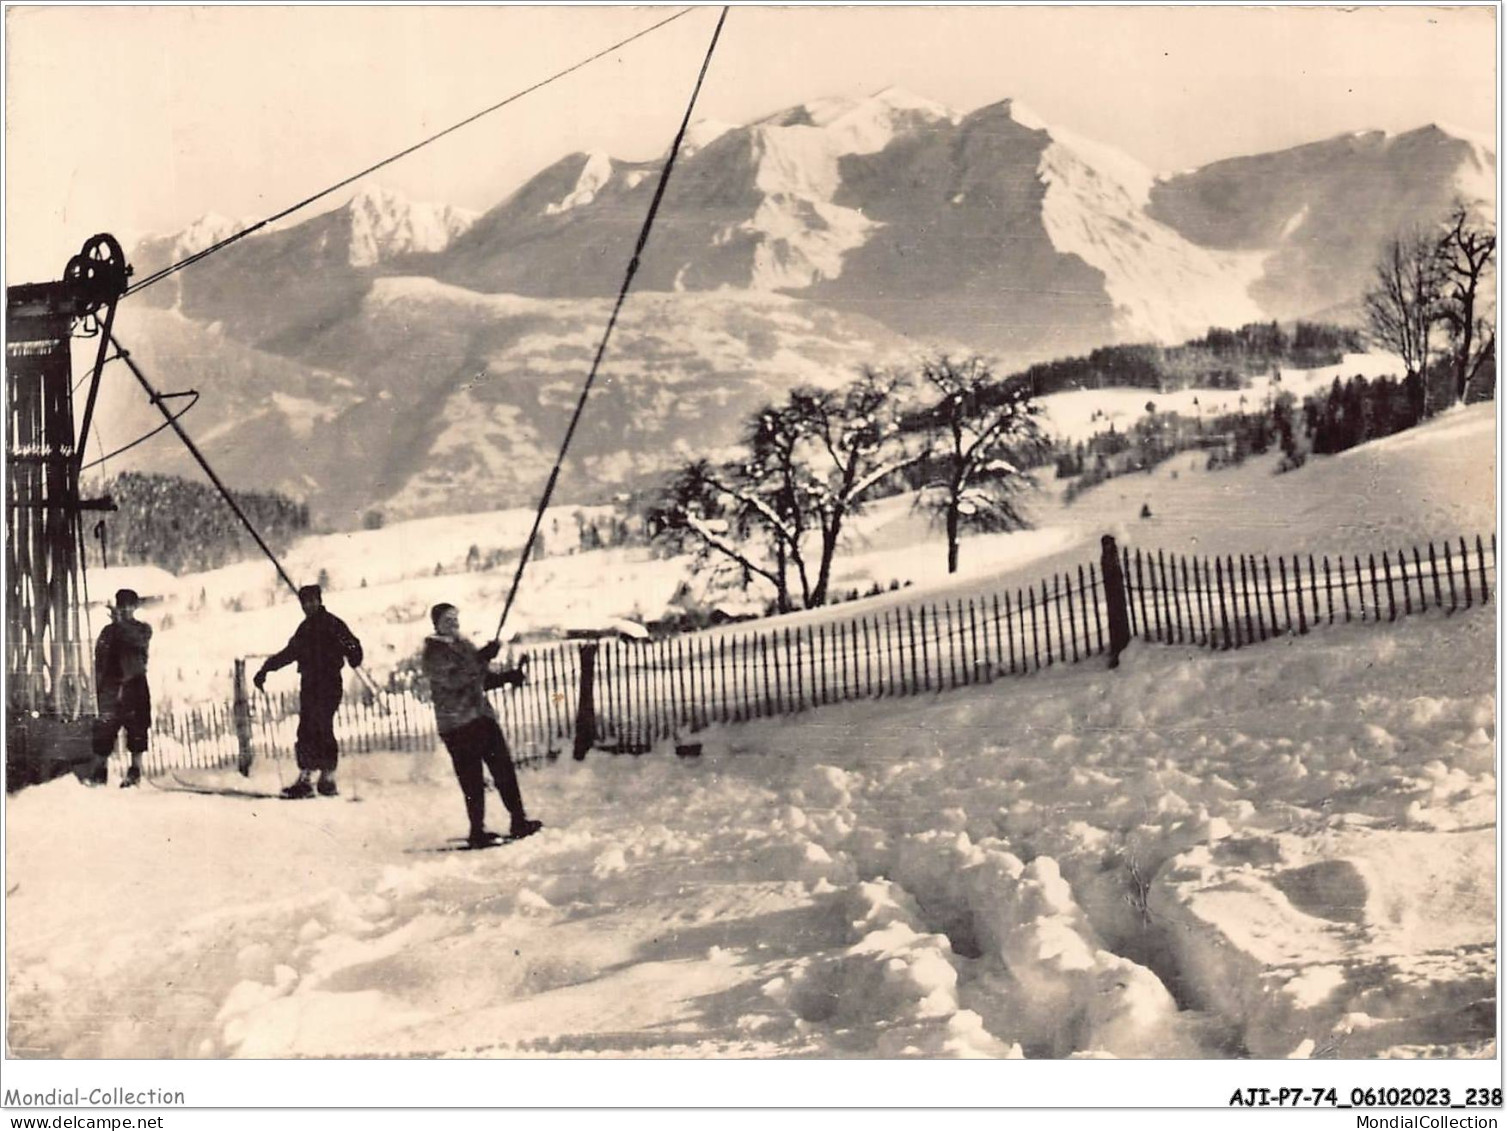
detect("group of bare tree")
[1365,202,1496,411]
[650,355,1047,612]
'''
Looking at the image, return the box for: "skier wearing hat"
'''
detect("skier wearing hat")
[253,584,363,799]
[92,588,153,787]
[421,602,542,847]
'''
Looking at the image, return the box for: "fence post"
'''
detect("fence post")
[572,641,598,761]
[1460,537,1474,608]
[232,659,254,776]
[1100,535,1132,669]
[1293,555,1308,634]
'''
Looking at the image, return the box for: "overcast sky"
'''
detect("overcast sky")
[5,4,1497,282]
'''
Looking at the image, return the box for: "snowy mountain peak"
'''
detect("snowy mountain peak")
[737,91,954,287]
[346,182,406,211]
[794,86,954,127]
[1000,98,1051,133]
[1421,120,1496,153]
[1032,111,1264,341]
[543,151,616,216]
[125,212,254,301]
[343,183,477,266]
[684,118,737,156]
[148,212,246,259]
[867,85,953,115]
[755,88,956,145]
[820,87,959,156]
[756,95,852,129]
[1418,123,1497,207]
[1041,120,1158,207]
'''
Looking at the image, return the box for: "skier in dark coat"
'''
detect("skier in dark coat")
[421,602,542,848]
[92,588,153,787]
[254,584,363,798]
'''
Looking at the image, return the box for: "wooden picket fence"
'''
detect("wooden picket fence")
[129,531,1495,779]
[585,560,1116,752]
[1120,534,1496,649]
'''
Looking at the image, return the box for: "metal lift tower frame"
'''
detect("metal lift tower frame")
[5,234,130,788]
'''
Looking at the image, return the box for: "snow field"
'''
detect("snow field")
[691,608,1495,1059]
[1034,351,1407,446]
[6,597,1494,1059]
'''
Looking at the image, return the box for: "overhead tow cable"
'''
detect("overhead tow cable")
[123,7,695,298]
[87,10,699,493]
[492,6,730,643]
[78,389,200,471]
[90,7,727,653]
[110,333,392,709]
[110,334,300,597]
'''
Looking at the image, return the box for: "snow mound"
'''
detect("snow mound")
[1153,825,1496,1057]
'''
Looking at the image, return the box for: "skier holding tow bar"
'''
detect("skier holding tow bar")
[421,602,544,849]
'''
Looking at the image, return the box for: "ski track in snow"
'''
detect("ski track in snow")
[6,604,1495,1060]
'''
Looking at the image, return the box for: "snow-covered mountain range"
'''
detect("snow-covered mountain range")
[111,90,1493,525]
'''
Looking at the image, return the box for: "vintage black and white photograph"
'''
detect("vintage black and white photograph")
[2,1,1498,1087]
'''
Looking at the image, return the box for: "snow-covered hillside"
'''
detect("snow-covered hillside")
[111,394,1492,708]
[104,278,914,524]
[5,393,1494,1063]
[1035,350,1404,447]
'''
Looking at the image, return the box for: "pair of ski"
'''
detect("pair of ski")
[151,773,279,801]
[416,820,544,854]
[155,773,346,802]
[415,831,532,854]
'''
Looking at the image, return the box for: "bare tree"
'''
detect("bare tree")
[648,458,795,613]
[910,354,1048,574]
[1364,230,1443,397]
[650,369,919,610]
[742,401,817,607]
[1435,202,1497,405]
[785,367,922,606]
